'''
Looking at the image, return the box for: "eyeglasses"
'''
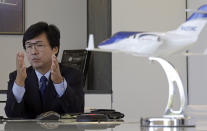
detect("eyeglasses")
[25,42,46,52]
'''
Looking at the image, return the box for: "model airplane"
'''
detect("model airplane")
[87,4,207,57]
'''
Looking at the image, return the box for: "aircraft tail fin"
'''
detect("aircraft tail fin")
[174,5,207,38]
[86,34,95,50]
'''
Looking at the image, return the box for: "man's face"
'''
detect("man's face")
[25,33,58,71]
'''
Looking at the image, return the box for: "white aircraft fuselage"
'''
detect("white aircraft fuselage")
[87,5,207,58]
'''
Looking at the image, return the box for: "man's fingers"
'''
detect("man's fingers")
[52,60,57,69]
[15,52,27,86]
[16,51,26,82]
[22,64,26,74]
[16,53,21,69]
[51,63,55,73]
[16,52,21,67]
[16,52,25,68]
[20,63,26,70]
[52,55,59,68]
[51,55,63,84]
[51,55,61,74]
[51,55,62,78]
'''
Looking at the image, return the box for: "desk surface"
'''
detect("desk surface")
[0,118,206,131]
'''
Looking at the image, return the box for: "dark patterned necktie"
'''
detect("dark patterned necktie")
[40,76,47,99]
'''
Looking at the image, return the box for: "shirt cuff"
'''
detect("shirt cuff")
[54,78,67,97]
[12,82,25,103]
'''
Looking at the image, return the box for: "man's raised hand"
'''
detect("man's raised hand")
[15,52,27,87]
[51,55,63,84]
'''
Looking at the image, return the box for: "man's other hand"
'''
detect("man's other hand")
[15,52,27,87]
[51,55,63,84]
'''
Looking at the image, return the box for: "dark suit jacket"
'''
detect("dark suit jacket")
[5,65,84,119]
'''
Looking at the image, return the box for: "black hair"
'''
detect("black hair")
[23,21,60,56]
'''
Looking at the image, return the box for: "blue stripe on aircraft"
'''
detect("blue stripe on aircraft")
[188,4,207,21]
[99,31,141,46]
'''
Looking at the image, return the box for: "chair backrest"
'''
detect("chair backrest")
[61,49,89,79]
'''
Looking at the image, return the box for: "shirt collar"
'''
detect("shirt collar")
[35,70,50,81]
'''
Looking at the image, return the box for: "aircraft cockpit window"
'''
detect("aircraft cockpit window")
[138,34,161,41]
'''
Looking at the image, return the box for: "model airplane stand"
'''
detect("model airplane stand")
[140,57,195,127]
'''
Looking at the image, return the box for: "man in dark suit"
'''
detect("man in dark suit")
[5,22,84,118]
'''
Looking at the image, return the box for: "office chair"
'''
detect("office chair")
[61,49,90,85]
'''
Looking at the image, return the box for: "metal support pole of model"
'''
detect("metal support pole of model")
[141,57,194,127]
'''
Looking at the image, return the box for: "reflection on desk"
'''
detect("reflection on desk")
[5,121,82,131]
[0,119,206,131]
[3,120,121,131]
